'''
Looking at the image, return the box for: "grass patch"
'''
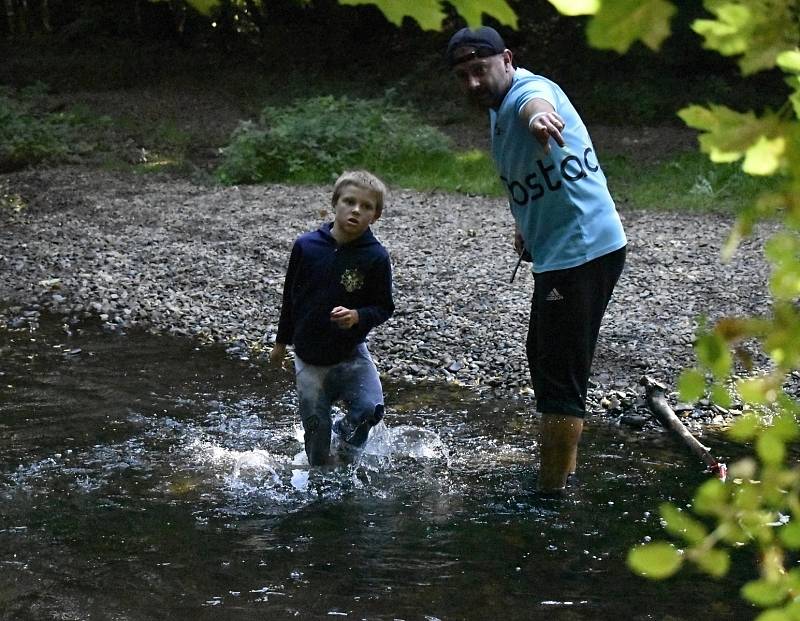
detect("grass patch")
[385,149,502,195]
[112,116,194,173]
[604,151,780,213]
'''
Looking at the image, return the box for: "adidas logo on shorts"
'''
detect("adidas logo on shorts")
[545,288,564,301]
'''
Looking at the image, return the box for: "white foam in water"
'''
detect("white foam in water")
[290,469,309,491]
[190,440,283,487]
[178,410,450,504]
[231,451,280,483]
[289,421,445,463]
[364,423,447,460]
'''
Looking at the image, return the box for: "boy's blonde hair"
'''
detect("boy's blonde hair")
[332,170,387,215]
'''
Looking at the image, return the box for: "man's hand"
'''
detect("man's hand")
[514,230,532,261]
[269,342,289,369]
[514,229,525,255]
[330,306,359,329]
[527,109,565,155]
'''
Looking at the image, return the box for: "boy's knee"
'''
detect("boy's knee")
[370,404,384,426]
[302,414,331,434]
[334,404,384,448]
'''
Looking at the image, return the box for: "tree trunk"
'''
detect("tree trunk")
[170,0,186,37]
[3,0,15,38]
[244,0,267,44]
[18,0,28,36]
[39,0,50,32]
[133,0,142,35]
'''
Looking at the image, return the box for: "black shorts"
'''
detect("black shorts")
[526,246,626,418]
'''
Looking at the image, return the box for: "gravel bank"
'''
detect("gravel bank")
[0,167,778,428]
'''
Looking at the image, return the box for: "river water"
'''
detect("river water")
[1,314,753,620]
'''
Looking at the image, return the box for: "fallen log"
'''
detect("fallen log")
[640,375,727,481]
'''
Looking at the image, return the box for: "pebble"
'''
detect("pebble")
[0,167,784,428]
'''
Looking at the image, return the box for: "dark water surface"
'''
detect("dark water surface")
[1,315,753,620]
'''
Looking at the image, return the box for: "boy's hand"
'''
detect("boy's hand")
[269,343,290,369]
[330,306,359,329]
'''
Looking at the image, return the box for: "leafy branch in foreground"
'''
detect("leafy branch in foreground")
[556,1,800,618]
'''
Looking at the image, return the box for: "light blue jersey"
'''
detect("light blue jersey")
[491,68,626,273]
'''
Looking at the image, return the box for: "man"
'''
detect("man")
[447,26,626,495]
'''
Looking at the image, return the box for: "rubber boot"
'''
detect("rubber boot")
[537,414,584,493]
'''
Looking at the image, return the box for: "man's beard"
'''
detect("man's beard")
[468,88,497,109]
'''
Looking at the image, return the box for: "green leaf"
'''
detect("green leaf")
[660,503,707,544]
[695,331,732,379]
[738,377,772,405]
[185,0,219,15]
[756,430,786,467]
[692,0,799,74]
[711,382,733,408]
[340,0,517,30]
[777,50,800,73]
[694,547,730,577]
[786,568,800,591]
[754,610,792,621]
[771,411,800,442]
[547,0,600,16]
[449,0,518,27]
[692,4,750,56]
[727,413,760,442]
[779,521,800,550]
[678,369,706,402]
[587,0,676,53]
[743,135,786,175]
[339,0,445,29]
[678,105,783,169]
[694,478,727,515]
[742,578,790,607]
[787,76,800,120]
[627,542,683,579]
[766,234,800,297]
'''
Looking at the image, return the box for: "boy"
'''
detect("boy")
[270,170,394,466]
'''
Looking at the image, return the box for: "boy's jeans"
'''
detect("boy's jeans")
[294,343,385,465]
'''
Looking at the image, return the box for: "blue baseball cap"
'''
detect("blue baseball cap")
[446,26,507,67]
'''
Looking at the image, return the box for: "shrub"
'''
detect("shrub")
[0,84,70,172]
[0,83,104,172]
[216,94,455,185]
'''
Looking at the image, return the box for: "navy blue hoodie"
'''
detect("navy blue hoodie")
[275,223,394,366]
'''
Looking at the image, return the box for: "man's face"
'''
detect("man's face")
[451,48,513,109]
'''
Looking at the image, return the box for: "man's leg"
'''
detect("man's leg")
[528,247,625,493]
[538,413,583,493]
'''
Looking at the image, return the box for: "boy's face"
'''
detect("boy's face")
[331,184,380,243]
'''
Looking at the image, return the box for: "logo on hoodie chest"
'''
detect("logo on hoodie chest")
[340,268,365,293]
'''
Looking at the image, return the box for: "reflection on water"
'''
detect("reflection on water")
[0,314,752,620]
